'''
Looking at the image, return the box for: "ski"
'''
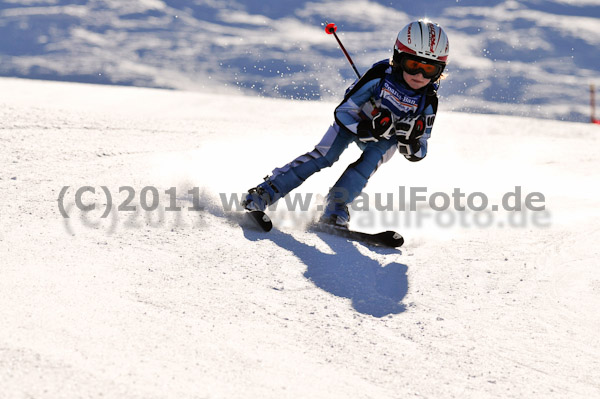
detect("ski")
[246,210,273,232]
[244,209,402,247]
[312,223,404,248]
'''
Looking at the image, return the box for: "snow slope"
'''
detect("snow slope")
[1,77,600,398]
[1,0,599,121]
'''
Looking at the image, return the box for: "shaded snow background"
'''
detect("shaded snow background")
[0,0,599,122]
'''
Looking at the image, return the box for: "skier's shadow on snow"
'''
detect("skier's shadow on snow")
[242,227,408,317]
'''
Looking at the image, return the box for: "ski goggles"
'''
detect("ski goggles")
[400,56,444,80]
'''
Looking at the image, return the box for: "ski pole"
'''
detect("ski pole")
[325,22,380,115]
[325,22,361,79]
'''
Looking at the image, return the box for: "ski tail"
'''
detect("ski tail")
[246,210,273,232]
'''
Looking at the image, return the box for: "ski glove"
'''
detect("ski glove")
[396,115,425,156]
[356,108,395,143]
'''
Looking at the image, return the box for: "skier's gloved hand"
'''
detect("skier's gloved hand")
[371,108,395,139]
[396,115,425,156]
[356,108,395,142]
[356,125,378,143]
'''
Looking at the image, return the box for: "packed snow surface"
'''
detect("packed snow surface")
[1,77,600,398]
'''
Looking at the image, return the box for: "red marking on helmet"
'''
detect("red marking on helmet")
[380,117,391,125]
[428,24,436,53]
[407,24,412,44]
[395,40,416,55]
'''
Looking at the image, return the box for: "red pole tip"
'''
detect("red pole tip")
[325,23,337,34]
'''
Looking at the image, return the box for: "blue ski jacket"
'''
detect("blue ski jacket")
[334,59,439,162]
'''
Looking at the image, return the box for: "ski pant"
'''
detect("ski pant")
[266,122,397,212]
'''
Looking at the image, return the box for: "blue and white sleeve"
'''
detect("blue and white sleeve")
[334,79,381,134]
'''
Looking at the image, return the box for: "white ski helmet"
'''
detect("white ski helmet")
[393,19,449,67]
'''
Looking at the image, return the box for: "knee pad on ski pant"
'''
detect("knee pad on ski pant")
[267,124,355,198]
[328,139,396,205]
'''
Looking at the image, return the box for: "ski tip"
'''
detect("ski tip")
[394,235,405,247]
[380,231,404,247]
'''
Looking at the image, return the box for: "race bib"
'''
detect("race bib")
[379,76,423,118]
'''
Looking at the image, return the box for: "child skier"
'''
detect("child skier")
[242,19,450,229]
